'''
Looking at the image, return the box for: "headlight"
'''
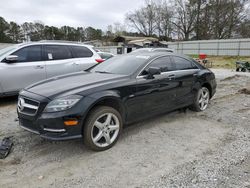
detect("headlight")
[44,95,82,112]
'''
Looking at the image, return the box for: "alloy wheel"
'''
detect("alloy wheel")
[198,87,210,111]
[91,113,120,148]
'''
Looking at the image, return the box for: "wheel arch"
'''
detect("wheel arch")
[193,81,213,99]
[201,82,212,99]
[81,91,126,133]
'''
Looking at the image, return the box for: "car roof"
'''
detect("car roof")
[127,51,173,58]
[131,48,174,53]
[126,51,197,63]
[97,51,114,55]
[17,41,93,48]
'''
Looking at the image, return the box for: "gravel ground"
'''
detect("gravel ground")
[0,68,249,188]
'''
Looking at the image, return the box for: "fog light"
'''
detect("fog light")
[64,120,78,126]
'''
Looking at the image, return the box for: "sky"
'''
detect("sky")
[0,0,145,30]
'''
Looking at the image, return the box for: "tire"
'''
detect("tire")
[241,68,246,72]
[236,68,240,72]
[189,87,210,112]
[83,106,123,151]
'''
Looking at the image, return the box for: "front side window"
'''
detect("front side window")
[140,56,173,76]
[10,45,42,63]
[172,56,198,70]
[44,45,72,60]
[71,46,93,58]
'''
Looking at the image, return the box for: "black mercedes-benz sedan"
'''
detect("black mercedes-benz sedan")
[17,52,216,151]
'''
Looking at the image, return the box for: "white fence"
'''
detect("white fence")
[167,38,250,56]
[1,38,250,56]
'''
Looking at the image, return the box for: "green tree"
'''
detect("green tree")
[8,21,23,43]
[85,27,102,41]
[0,17,12,42]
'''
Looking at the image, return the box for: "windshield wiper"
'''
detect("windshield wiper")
[95,71,112,74]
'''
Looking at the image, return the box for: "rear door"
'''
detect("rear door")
[0,45,46,93]
[44,45,76,78]
[70,45,98,71]
[171,56,200,106]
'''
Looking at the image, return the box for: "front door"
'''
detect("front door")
[126,56,179,122]
[0,45,46,93]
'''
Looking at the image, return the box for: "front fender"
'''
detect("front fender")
[87,90,121,100]
[79,90,125,122]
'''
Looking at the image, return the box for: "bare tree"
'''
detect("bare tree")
[209,0,245,39]
[155,0,174,40]
[172,0,197,40]
[126,0,158,36]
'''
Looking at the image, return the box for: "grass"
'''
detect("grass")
[188,55,250,69]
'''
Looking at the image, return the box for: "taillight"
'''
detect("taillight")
[95,59,104,63]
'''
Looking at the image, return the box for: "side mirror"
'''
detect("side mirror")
[5,55,18,63]
[147,67,161,78]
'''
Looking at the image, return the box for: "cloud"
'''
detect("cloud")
[1,0,145,30]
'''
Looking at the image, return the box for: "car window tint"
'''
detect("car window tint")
[147,56,173,72]
[44,45,72,60]
[71,46,93,58]
[172,56,198,70]
[11,45,42,62]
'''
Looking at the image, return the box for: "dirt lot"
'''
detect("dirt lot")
[0,69,249,188]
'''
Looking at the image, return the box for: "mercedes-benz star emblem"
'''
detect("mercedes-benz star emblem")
[18,98,25,111]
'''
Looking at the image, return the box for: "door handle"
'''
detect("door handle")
[167,74,175,80]
[35,65,44,69]
[73,62,80,65]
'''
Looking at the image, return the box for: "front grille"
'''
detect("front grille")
[18,97,40,116]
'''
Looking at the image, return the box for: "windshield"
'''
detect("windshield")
[0,45,17,57]
[91,55,150,75]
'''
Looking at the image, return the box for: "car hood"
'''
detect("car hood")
[25,71,129,99]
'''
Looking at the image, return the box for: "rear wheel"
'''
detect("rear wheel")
[190,87,210,112]
[83,106,122,151]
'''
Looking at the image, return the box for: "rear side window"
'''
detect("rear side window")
[44,45,72,60]
[148,56,174,72]
[71,46,93,58]
[11,45,42,62]
[172,56,198,70]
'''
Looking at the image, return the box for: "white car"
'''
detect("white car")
[0,41,103,97]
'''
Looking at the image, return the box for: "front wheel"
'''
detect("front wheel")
[190,87,210,112]
[83,106,122,151]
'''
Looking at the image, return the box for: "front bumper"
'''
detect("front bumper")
[17,90,86,141]
[18,115,83,141]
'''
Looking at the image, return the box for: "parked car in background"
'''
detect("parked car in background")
[0,41,102,97]
[18,51,216,151]
[97,51,115,61]
[131,47,174,53]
